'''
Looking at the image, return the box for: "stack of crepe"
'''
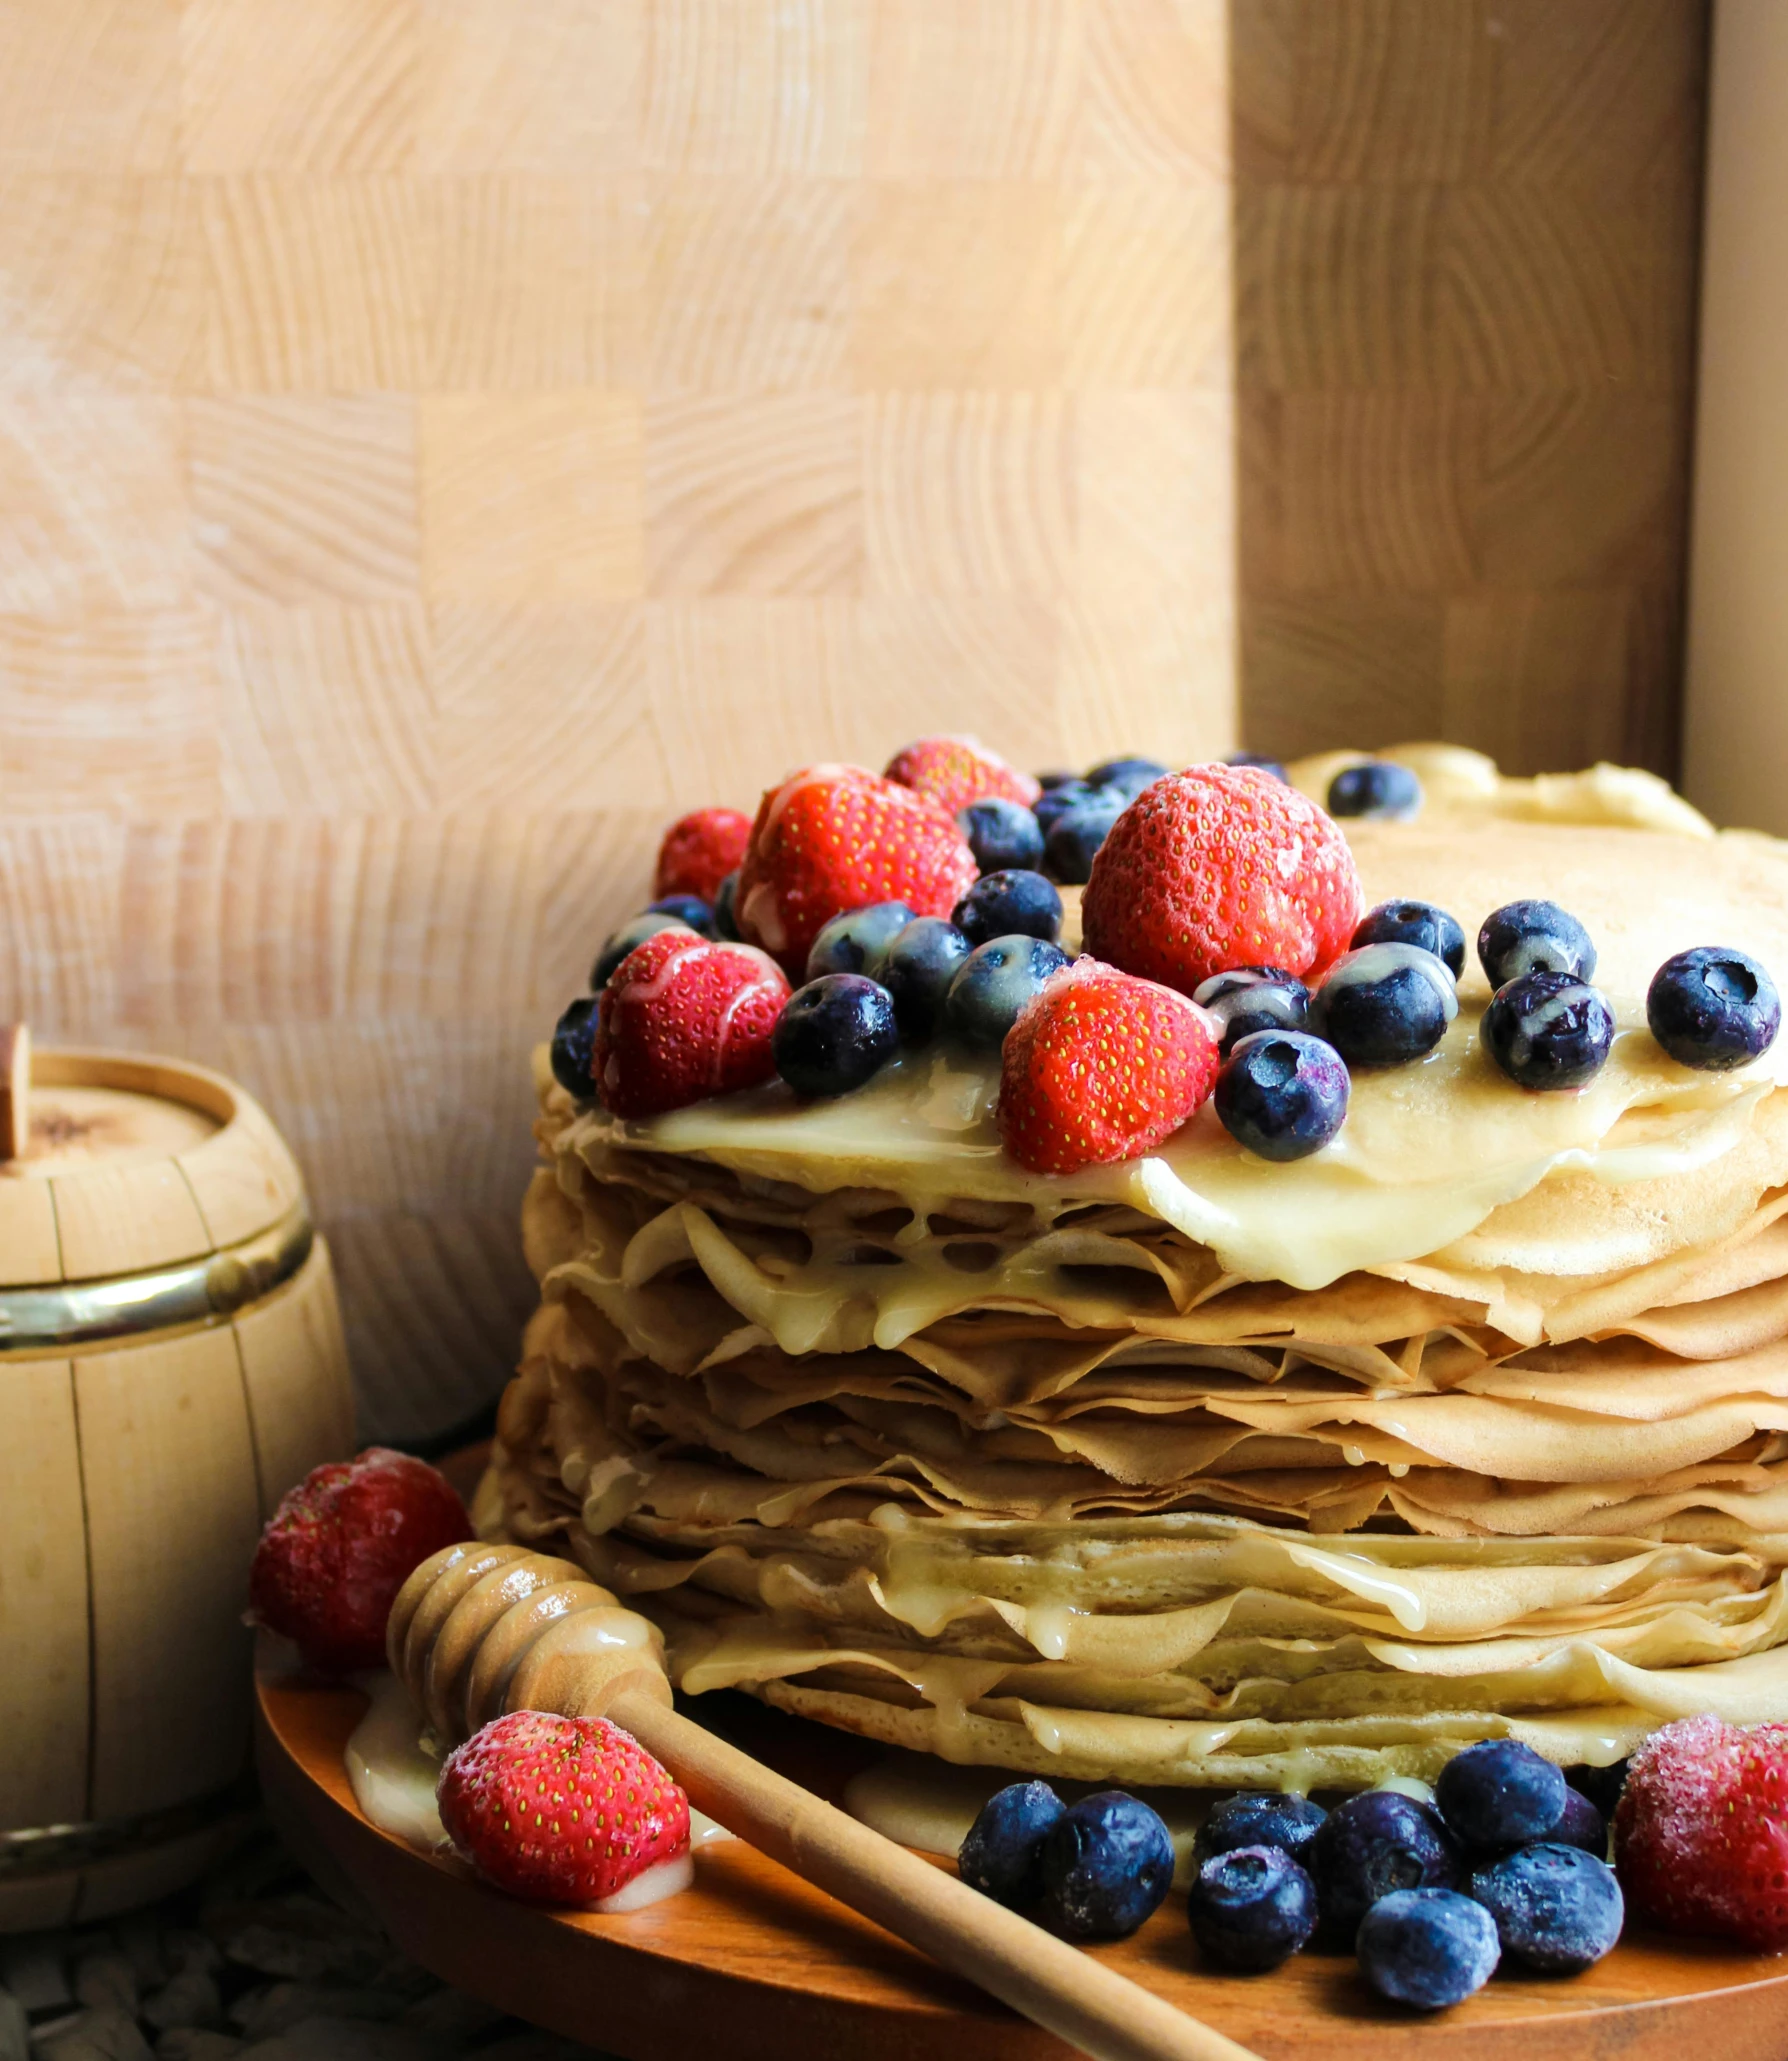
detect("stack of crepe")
[482,759,1788,1789]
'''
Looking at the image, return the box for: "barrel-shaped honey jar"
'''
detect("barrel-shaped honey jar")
[0,1043,353,1930]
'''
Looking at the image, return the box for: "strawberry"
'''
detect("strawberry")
[249,1448,470,1676]
[437,1710,690,1906]
[885,735,1041,816]
[595,927,789,1118]
[999,960,1220,1174]
[1615,1715,1788,1949]
[653,806,752,903]
[735,764,979,977]
[1081,764,1363,995]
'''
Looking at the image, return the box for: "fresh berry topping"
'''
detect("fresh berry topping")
[1613,1714,1788,1949]
[945,935,1071,1050]
[1311,1791,1461,1944]
[1224,750,1288,782]
[1554,1788,1607,1857]
[712,869,742,940]
[1194,1791,1328,1870]
[437,1710,690,1907]
[1188,1846,1318,1973]
[648,892,716,936]
[804,899,916,982]
[1648,946,1782,1071]
[1352,899,1466,979]
[959,797,1045,875]
[1034,778,1124,836]
[549,997,599,1099]
[998,962,1220,1175]
[1477,899,1598,987]
[736,765,979,978]
[1085,754,1169,800]
[1566,1761,1629,1820]
[773,975,900,1098]
[1081,765,1363,995]
[249,1449,471,1676]
[1309,943,1458,1067]
[954,869,1063,948]
[1435,1740,1567,1851]
[1044,795,1124,884]
[595,929,789,1118]
[959,1781,1065,1908]
[884,735,1041,815]
[1356,1888,1498,2009]
[1215,1030,1350,1161]
[1035,769,1077,792]
[1327,760,1423,822]
[1483,970,1615,1091]
[1193,967,1311,1054]
[1470,1843,1623,1973]
[592,911,696,991]
[654,807,752,903]
[1036,1791,1175,1941]
[879,918,973,1040]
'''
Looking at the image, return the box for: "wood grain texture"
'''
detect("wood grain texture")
[1232,0,1708,776]
[0,0,1239,1441]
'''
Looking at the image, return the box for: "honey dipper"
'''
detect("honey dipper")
[389,1541,1263,2061]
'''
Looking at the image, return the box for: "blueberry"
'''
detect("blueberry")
[1357,1888,1499,2009]
[1035,769,1078,793]
[1036,1791,1175,1941]
[1193,967,1311,1054]
[549,997,599,1099]
[712,869,741,941]
[1647,946,1782,1071]
[1034,779,1123,836]
[1435,1740,1567,1852]
[1327,760,1423,821]
[1564,1761,1628,1820]
[1552,1787,1606,1858]
[1188,1846,1318,1973]
[880,918,973,1040]
[1309,944,1458,1067]
[1045,799,1124,884]
[805,900,917,983]
[1352,900,1466,980]
[647,892,716,936]
[1483,970,1616,1091]
[1085,755,1168,801]
[1193,1791,1328,1870]
[959,1781,1064,1908]
[1310,1790,1462,1944]
[1224,751,1289,783]
[592,911,694,990]
[954,869,1063,948]
[958,797,1045,875]
[1215,1031,1350,1161]
[1477,899,1598,987]
[1469,1842,1623,1974]
[945,935,1070,1049]
[773,975,900,1097]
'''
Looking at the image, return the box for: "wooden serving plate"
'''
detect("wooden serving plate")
[256,1658,1788,2061]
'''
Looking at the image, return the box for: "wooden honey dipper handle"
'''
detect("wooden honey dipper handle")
[389,1545,1262,2061]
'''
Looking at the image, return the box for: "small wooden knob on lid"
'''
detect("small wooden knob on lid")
[0,1023,29,1163]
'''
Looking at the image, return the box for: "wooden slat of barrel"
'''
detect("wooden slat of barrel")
[179,1103,302,1250]
[0,1178,60,1286]
[52,1161,216,1283]
[0,1357,89,1828]
[234,1238,356,1521]
[76,1326,264,1821]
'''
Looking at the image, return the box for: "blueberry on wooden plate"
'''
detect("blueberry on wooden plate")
[1188,1846,1318,1973]
[1036,1792,1175,1940]
[959,1781,1064,1908]
[1357,1888,1499,2008]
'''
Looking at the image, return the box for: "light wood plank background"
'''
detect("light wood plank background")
[0,0,1241,1440]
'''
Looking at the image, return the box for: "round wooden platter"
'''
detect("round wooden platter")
[256,1662,1788,2061]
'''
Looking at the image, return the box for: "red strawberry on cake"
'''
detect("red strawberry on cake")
[999,961,1221,1174]
[595,927,789,1118]
[653,806,752,903]
[885,735,1042,816]
[250,1449,471,1676]
[1082,763,1362,995]
[735,764,979,977]
[438,1710,691,1906]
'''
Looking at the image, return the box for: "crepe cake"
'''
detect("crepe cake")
[482,746,1788,1792]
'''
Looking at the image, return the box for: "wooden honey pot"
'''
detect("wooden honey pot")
[0,1030,354,1930]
